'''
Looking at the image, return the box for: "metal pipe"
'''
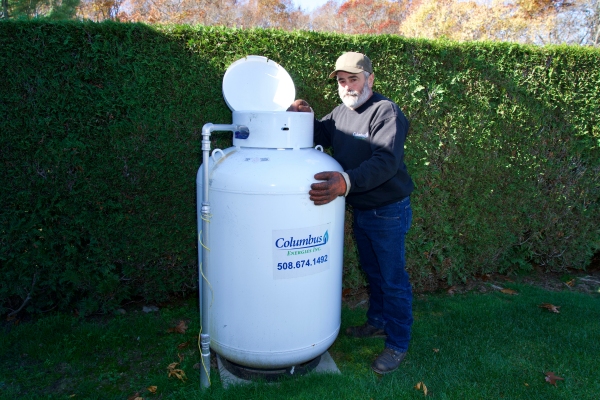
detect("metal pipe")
[199,123,248,389]
[199,333,211,388]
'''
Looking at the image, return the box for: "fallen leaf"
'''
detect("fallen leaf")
[127,393,141,400]
[565,279,575,287]
[544,371,564,386]
[147,386,157,393]
[433,348,439,353]
[539,303,561,313]
[414,381,427,395]
[167,320,188,334]
[167,360,187,382]
[168,368,187,382]
[500,288,518,295]
[177,341,190,349]
[447,286,456,295]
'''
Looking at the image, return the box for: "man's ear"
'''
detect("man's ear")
[368,73,375,89]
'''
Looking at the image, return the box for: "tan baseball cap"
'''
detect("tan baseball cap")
[329,52,373,78]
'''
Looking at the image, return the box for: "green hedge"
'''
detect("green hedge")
[1,21,599,315]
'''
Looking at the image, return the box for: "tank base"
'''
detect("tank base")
[219,354,321,382]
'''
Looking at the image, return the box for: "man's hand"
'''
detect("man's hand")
[309,171,347,205]
[287,99,313,113]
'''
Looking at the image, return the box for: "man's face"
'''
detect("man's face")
[337,71,373,109]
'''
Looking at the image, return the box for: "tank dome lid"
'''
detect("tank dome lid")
[222,56,295,112]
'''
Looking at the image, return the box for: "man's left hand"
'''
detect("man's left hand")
[309,171,347,205]
[287,99,313,113]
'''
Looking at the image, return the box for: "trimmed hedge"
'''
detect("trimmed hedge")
[1,21,599,315]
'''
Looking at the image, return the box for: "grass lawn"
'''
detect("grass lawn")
[1,279,599,399]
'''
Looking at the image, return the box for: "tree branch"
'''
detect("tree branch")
[8,273,37,317]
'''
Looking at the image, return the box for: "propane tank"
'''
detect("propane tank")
[197,56,345,369]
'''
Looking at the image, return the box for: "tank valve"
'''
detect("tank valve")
[235,126,250,139]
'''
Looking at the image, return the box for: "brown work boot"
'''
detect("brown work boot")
[371,348,407,374]
[345,322,386,338]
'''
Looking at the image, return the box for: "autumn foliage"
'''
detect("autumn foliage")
[336,0,407,34]
[2,0,599,46]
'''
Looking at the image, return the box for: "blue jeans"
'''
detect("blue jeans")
[353,197,413,353]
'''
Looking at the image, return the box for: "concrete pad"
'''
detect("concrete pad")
[217,351,340,388]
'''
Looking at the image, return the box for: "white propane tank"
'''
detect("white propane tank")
[197,56,345,369]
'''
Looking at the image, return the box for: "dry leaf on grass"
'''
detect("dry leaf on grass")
[127,393,142,400]
[177,341,190,349]
[447,286,457,295]
[414,381,428,396]
[500,288,518,295]
[544,371,564,386]
[167,362,187,381]
[167,320,188,334]
[167,354,187,381]
[147,386,157,393]
[433,348,440,353]
[539,303,561,313]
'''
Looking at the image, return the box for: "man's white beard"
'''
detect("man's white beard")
[339,79,371,109]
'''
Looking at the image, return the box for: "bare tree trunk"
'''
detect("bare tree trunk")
[2,0,9,19]
[594,1,600,45]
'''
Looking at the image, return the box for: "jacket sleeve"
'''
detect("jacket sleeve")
[313,113,334,148]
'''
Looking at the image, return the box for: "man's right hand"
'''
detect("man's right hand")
[287,99,313,113]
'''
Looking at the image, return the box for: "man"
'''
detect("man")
[288,52,414,374]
